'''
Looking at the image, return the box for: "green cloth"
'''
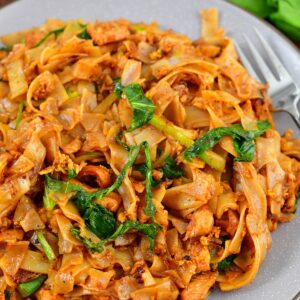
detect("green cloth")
[228,0,300,41]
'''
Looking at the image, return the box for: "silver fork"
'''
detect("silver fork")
[235,29,300,128]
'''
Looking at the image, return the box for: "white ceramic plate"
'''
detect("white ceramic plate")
[0,1,299,299]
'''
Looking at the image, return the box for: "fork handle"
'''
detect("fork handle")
[279,93,300,129]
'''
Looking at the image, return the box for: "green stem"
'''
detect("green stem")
[17,275,47,297]
[33,27,65,48]
[43,186,56,211]
[150,115,193,147]
[36,231,56,261]
[93,141,156,217]
[149,115,226,171]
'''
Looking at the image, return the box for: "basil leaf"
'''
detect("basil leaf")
[123,83,156,131]
[218,254,237,271]
[184,120,271,162]
[34,27,65,48]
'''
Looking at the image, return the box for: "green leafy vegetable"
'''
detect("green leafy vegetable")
[113,78,124,98]
[229,0,300,41]
[44,176,117,239]
[36,231,56,261]
[71,227,105,253]
[71,220,159,253]
[91,142,154,216]
[218,254,237,271]
[160,155,184,179]
[77,24,91,39]
[14,102,24,129]
[134,163,160,187]
[149,115,226,171]
[142,142,156,217]
[134,155,183,187]
[114,82,225,171]
[4,289,10,300]
[108,220,159,250]
[67,168,77,179]
[0,46,10,52]
[115,131,130,151]
[34,27,65,48]
[45,175,83,194]
[73,191,117,239]
[184,120,271,162]
[17,275,47,297]
[43,174,83,210]
[123,83,156,131]
[43,183,56,211]
[45,140,156,238]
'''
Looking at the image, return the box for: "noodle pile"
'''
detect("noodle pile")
[0,8,299,299]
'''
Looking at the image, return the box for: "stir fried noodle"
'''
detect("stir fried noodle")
[0,8,299,299]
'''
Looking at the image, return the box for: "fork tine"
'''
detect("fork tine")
[254,28,292,80]
[243,34,277,84]
[234,42,260,82]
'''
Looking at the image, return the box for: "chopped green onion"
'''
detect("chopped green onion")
[36,231,56,261]
[17,275,47,297]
